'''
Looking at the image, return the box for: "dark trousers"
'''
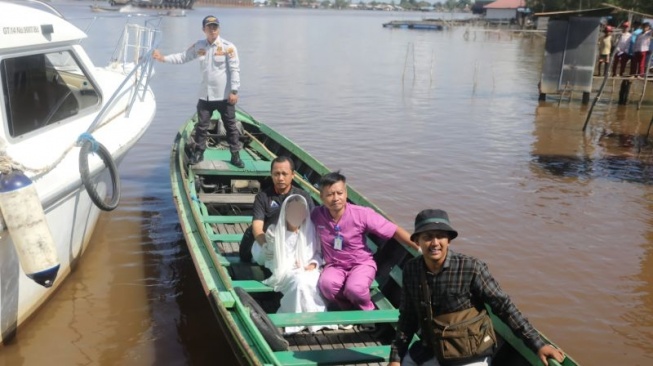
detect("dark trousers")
[632,52,647,76]
[613,53,630,76]
[194,99,241,153]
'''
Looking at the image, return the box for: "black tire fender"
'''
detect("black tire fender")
[79,139,121,211]
[234,287,289,352]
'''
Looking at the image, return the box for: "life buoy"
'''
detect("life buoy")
[78,138,120,211]
[234,287,289,352]
[0,170,60,288]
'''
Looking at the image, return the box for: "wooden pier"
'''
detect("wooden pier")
[539,75,653,108]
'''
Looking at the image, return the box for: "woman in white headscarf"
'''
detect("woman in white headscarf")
[251,194,335,334]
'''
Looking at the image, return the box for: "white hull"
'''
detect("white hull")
[0,1,158,343]
[1,155,114,343]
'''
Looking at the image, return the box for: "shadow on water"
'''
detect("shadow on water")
[613,203,653,356]
[139,194,237,365]
[530,104,653,185]
[531,153,653,184]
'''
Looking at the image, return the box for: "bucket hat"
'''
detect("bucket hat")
[410,209,458,242]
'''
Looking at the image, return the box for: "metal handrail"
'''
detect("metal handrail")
[86,21,161,132]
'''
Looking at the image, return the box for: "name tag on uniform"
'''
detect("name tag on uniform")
[334,235,343,251]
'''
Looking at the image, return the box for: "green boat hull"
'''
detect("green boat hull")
[169,109,579,366]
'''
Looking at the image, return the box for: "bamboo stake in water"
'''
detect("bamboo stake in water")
[402,43,410,85]
[638,56,652,110]
[472,60,479,95]
[583,47,619,132]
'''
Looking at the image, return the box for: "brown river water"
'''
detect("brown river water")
[1,2,653,365]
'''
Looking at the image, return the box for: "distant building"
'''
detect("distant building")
[484,0,525,21]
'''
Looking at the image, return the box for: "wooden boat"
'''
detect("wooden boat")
[382,20,445,30]
[90,4,121,12]
[170,110,579,365]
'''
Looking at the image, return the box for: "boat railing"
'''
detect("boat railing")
[86,19,161,133]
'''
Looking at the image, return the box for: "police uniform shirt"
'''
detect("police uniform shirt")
[163,36,240,101]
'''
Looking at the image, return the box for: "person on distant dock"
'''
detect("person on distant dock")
[632,22,652,78]
[312,171,417,318]
[388,209,567,366]
[629,21,643,76]
[152,15,243,167]
[596,25,613,77]
[613,22,632,77]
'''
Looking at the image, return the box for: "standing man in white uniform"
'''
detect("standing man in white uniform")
[153,15,243,167]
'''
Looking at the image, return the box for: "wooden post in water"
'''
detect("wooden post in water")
[558,81,569,107]
[618,79,631,105]
[638,57,652,110]
[645,112,653,142]
[583,48,619,131]
[582,92,590,104]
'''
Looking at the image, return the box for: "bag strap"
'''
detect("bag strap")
[420,265,433,322]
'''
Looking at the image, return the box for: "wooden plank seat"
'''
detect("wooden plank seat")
[389,265,403,286]
[203,215,253,224]
[198,193,256,205]
[268,309,398,327]
[273,345,389,366]
[232,279,380,293]
[209,233,244,242]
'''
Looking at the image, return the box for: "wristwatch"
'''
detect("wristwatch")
[231,90,238,95]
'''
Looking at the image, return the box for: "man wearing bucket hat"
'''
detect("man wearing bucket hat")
[388,209,566,366]
[153,15,243,168]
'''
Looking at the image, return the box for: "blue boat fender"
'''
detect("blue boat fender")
[0,170,60,288]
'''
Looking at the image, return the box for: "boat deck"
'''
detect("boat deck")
[192,143,391,365]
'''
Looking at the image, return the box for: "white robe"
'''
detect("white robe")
[250,194,336,334]
[254,228,333,334]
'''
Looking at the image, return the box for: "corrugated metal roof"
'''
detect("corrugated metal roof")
[484,0,525,9]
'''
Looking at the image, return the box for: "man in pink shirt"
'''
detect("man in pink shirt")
[312,171,417,311]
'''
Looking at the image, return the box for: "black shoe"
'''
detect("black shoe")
[230,151,244,168]
[188,149,204,165]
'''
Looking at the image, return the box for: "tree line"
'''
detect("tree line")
[526,0,652,15]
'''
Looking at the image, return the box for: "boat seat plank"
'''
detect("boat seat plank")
[199,193,256,204]
[269,309,398,327]
[366,238,378,253]
[273,346,389,366]
[210,233,244,242]
[389,265,403,286]
[203,215,253,224]
[232,280,273,293]
[232,279,380,293]
[193,149,271,175]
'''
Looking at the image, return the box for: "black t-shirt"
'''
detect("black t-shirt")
[252,186,314,231]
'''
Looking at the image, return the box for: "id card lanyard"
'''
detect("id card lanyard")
[334,224,343,251]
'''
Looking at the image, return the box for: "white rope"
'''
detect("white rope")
[0,138,78,178]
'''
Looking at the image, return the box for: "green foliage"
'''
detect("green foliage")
[526,0,653,14]
[399,0,418,10]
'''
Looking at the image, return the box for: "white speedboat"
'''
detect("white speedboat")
[0,0,158,343]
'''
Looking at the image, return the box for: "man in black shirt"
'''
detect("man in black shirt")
[239,156,314,261]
